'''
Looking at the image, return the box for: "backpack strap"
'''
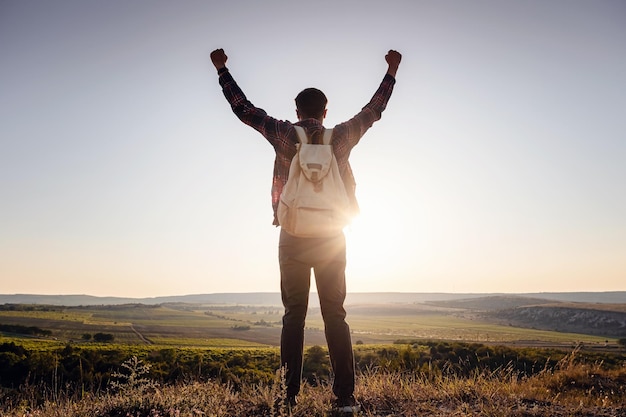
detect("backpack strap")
[293,126,308,144]
[321,128,333,145]
[293,126,334,145]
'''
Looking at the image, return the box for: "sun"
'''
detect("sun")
[344,192,419,291]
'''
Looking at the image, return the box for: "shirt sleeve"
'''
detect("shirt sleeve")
[332,74,397,159]
[218,69,294,152]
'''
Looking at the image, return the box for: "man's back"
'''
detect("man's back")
[277,126,350,238]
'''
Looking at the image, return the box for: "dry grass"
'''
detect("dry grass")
[2,352,624,417]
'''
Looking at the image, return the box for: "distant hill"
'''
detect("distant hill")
[486,305,626,337]
[0,293,283,307]
[426,295,626,338]
[520,292,626,304]
[0,291,624,306]
[426,295,556,311]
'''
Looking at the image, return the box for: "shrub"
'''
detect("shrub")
[93,333,114,343]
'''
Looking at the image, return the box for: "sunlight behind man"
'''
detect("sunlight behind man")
[344,188,427,292]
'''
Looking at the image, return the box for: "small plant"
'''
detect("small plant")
[109,356,157,393]
[271,366,288,417]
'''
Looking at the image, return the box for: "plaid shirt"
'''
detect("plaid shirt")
[217,67,396,225]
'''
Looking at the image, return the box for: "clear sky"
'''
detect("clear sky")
[1,0,625,298]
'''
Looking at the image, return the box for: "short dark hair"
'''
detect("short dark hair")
[295,88,327,119]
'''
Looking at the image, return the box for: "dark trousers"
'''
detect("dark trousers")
[278,228,355,399]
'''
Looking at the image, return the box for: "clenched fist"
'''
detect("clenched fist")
[211,48,228,70]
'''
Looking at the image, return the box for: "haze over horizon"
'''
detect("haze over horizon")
[2,290,624,309]
[1,1,625,298]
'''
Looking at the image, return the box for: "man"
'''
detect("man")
[210,48,401,413]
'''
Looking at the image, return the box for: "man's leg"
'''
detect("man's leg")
[312,233,355,400]
[279,230,311,399]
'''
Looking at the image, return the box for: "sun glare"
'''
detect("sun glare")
[344,191,423,291]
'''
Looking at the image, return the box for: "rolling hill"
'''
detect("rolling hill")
[0,291,624,306]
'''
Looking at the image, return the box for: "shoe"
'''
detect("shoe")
[334,395,361,414]
[287,395,297,409]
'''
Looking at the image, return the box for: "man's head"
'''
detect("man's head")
[295,88,327,121]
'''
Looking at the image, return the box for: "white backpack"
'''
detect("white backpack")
[277,126,350,237]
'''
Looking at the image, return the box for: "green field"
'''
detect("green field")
[0,301,617,350]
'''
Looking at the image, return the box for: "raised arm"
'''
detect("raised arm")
[331,50,401,154]
[210,48,293,150]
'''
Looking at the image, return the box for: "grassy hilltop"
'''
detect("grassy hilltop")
[1,346,625,416]
[1,294,625,415]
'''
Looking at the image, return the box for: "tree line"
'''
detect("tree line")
[0,324,51,337]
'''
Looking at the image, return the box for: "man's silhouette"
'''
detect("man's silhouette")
[210,48,401,413]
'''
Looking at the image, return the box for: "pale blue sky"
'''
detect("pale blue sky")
[1,0,625,297]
